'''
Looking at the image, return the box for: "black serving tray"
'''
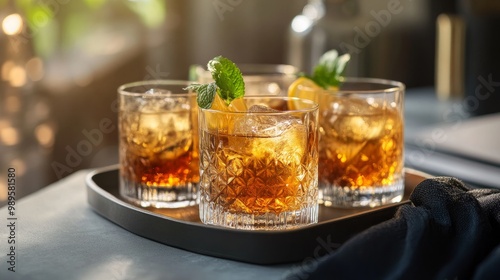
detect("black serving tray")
[86,165,429,264]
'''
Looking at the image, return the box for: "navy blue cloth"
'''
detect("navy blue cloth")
[290,177,500,280]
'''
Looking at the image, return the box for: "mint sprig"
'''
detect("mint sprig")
[187,83,217,109]
[304,49,350,89]
[208,56,245,104]
[186,56,245,108]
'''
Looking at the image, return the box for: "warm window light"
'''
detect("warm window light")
[9,65,27,87]
[2,59,27,87]
[35,123,55,148]
[2,13,23,35]
[291,15,313,33]
[0,126,19,146]
[10,159,26,176]
[26,57,45,81]
[1,60,14,81]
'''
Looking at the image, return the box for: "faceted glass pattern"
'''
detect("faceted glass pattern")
[199,97,319,230]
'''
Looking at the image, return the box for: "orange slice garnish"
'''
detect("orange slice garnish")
[287,77,321,109]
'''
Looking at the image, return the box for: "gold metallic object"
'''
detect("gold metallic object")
[435,14,465,100]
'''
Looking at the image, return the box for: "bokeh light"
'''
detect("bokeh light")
[2,13,23,35]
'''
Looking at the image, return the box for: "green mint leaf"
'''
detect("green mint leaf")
[207,56,245,105]
[311,49,350,89]
[185,83,217,109]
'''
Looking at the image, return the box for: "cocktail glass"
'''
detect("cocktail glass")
[296,77,405,207]
[118,80,199,208]
[198,96,319,229]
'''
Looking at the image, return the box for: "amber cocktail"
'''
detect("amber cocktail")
[118,80,199,208]
[296,78,405,207]
[198,96,319,229]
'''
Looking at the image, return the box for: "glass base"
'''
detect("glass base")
[199,201,318,230]
[120,178,198,209]
[319,178,404,208]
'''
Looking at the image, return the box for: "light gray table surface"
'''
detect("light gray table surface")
[0,169,298,280]
[1,87,498,280]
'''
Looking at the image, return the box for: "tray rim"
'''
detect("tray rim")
[85,165,431,264]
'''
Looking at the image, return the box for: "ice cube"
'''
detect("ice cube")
[138,113,161,130]
[140,88,174,112]
[231,104,307,165]
[243,121,306,166]
[232,104,297,137]
[136,111,192,159]
[319,97,389,163]
[144,88,172,96]
[248,104,276,113]
[325,97,386,142]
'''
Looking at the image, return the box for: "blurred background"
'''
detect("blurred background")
[1,0,499,206]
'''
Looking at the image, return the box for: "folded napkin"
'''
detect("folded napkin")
[289,177,500,280]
